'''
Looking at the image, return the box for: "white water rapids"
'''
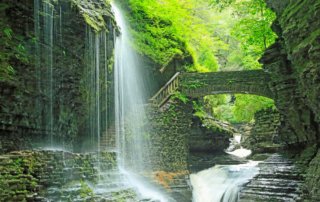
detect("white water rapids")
[191,161,259,202]
[191,133,259,202]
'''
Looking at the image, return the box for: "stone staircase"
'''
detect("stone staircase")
[149,72,180,108]
[239,154,304,202]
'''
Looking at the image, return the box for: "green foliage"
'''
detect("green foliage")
[198,0,277,123]
[79,180,93,198]
[204,94,275,123]
[117,0,223,72]
[192,100,206,119]
[0,3,30,82]
[57,107,78,139]
[211,0,277,70]
[118,0,275,72]
[209,0,236,10]
[162,104,177,124]
[116,0,276,123]
[3,27,12,39]
[181,79,207,89]
[232,94,275,122]
[71,0,113,32]
[204,95,234,121]
[171,92,188,104]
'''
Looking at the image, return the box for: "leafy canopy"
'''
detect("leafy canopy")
[118,0,228,72]
[118,0,277,122]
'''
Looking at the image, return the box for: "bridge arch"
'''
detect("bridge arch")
[180,70,274,99]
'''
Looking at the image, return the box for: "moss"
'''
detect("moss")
[280,0,306,22]
[0,3,31,82]
[70,0,114,32]
[79,180,93,198]
[111,189,137,202]
[293,28,320,54]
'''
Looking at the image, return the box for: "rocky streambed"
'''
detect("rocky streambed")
[239,154,304,201]
[189,151,306,202]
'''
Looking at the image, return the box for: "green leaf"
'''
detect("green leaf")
[3,27,12,39]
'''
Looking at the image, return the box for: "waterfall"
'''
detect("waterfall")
[34,0,55,147]
[190,161,259,202]
[112,3,169,201]
[84,27,110,153]
[113,3,151,173]
[33,0,111,152]
[226,134,252,158]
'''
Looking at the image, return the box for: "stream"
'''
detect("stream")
[191,161,259,202]
[190,134,260,202]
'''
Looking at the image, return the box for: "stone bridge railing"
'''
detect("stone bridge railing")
[180,70,274,99]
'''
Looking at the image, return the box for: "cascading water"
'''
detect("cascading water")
[34,0,112,152]
[113,5,150,171]
[226,134,252,158]
[191,161,259,202]
[191,133,259,202]
[112,3,169,201]
[86,27,108,152]
[34,0,55,146]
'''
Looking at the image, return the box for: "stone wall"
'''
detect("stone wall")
[147,100,193,172]
[0,150,116,201]
[261,1,320,200]
[243,108,282,152]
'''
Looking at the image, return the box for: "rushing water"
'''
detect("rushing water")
[191,133,259,202]
[112,3,169,201]
[191,161,259,202]
[113,3,151,171]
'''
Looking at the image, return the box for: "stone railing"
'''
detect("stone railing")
[149,72,180,107]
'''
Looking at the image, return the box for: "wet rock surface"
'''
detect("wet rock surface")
[188,117,232,153]
[262,0,320,145]
[243,108,283,153]
[239,154,303,202]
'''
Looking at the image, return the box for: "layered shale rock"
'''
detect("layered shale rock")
[240,154,303,202]
[263,0,320,145]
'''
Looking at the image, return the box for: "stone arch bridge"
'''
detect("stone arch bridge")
[150,70,273,107]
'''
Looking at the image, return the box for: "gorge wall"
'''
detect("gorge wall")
[261,0,320,200]
[0,0,116,153]
[263,0,320,145]
[243,108,282,153]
